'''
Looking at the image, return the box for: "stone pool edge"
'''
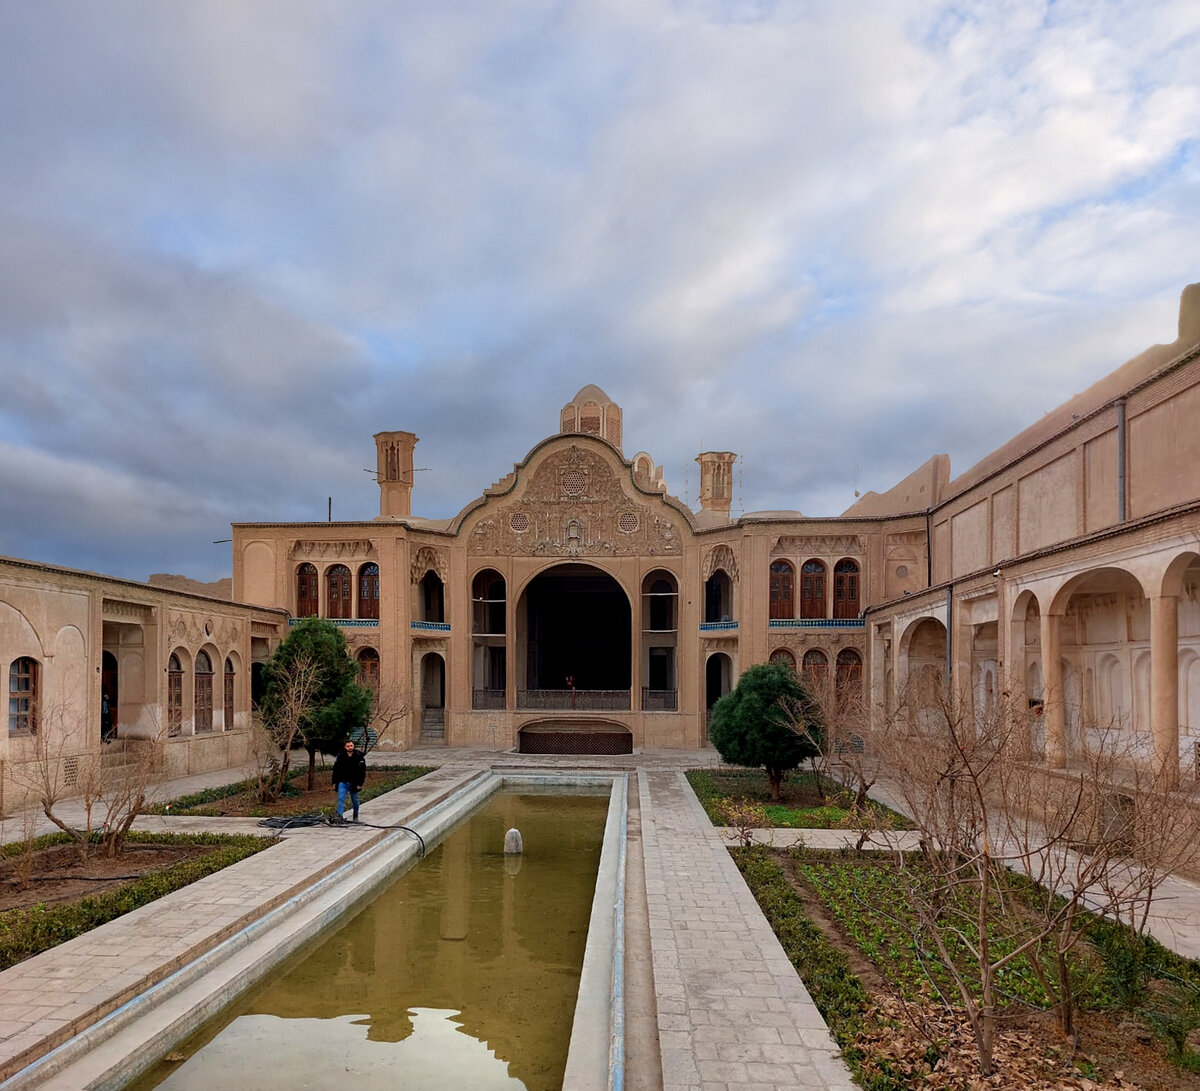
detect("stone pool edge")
[7,771,626,1091]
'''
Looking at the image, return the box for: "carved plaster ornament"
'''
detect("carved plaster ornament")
[772,535,862,557]
[702,544,740,582]
[467,443,681,557]
[410,546,448,584]
[290,539,376,560]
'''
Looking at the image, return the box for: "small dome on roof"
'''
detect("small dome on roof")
[571,384,613,405]
[560,385,622,452]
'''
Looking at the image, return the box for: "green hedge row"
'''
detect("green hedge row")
[0,833,273,971]
[733,846,915,1091]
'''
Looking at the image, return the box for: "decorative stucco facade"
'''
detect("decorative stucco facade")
[5,284,1199,786]
[227,284,1200,769]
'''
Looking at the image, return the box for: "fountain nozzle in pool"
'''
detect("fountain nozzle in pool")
[504,828,523,855]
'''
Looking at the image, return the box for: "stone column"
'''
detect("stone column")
[1150,594,1180,783]
[1040,611,1066,768]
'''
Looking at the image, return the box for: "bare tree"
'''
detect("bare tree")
[13,700,165,858]
[364,681,409,753]
[874,678,1200,1073]
[252,651,322,803]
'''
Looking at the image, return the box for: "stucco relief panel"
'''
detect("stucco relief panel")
[469,444,681,558]
[771,535,862,558]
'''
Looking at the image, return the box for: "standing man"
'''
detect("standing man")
[332,737,367,822]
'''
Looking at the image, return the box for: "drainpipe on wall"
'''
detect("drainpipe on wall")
[945,584,953,690]
[926,509,933,587]
[1115,399,1127,523]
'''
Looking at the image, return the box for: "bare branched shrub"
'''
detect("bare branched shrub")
[873,676,1200,1075]
[13,700,165,859]
[252,651,322,803]
[719,798,771,847]
[365,682,409,752]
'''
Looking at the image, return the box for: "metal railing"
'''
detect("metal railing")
[472,689,506,710]
[641,688,677,711]
[517,689,631,711]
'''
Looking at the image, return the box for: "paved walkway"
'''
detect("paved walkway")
[0,748,1197,1088]
[640,769,855,1090]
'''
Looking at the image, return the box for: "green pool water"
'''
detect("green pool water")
[127,790,609,1091]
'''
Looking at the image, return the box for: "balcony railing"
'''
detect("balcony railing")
[289,617,379,627]
[768,618,865,629]
[699,621,738,632]
[641,688,677,711]
[472,689,506,710]
[518,689,631,711]
[411,620,451,632]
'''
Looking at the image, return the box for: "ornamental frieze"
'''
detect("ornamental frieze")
[468,446,680,557]
[290,540,376,560]
[771,535,862,557]
[410,546,448,583]
[101,600,152,621]
[702,544,739,582]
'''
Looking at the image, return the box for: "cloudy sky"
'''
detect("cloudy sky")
[2,1,1197,583]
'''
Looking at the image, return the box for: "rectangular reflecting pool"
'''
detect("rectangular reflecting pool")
[127,790,610,1091]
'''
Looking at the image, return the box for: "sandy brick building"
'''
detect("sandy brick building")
[5,283,1199,795]
[229,284,1200,770]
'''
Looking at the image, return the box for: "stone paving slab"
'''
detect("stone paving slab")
[640,769,857,1091]
[0,762,487,1082]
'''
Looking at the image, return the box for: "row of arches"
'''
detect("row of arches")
[886,550,1200,771]
[769,559,861,620]
[769,646,863,707]
[295,560,864,629]
[296,562,381,621]
[166,649,240,735]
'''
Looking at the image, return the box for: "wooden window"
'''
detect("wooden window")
[800,560,826,619]
[769,648,796,671]
[224,658,235,730]
[802,649,828,693]
[358,563,380,620]
[296,563,319,618]
[168,653,183,736]
[195,651,213,732]
[834,559,860,619]
[769,561,794,619]
[327,565,352,620]
[358,648,380,695]
[836,648,863,709]
[8,657,38,735]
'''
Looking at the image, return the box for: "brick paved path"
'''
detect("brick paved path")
[640,770,856,1091]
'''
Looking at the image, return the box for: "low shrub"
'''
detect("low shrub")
[0,833,273,970]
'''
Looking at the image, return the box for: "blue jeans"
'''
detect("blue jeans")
[336,782,360,820]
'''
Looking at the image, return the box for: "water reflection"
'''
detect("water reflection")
[129,792,608,1091]
[138,1009,525,1091]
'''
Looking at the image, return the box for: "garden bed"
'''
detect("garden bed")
[687,767,910,829]
[735,846,1200,1090]
[0,831,273,969]
[151,764,435,818]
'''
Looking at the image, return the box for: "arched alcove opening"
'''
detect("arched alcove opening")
[516,564,631,709]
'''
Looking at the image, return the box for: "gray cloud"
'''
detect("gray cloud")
[1,0,1197,580]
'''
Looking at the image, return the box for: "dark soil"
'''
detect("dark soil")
[774,849,1200,1090]
[706,767,833,807]
[162,766,431,819]
[0,842,218,912]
